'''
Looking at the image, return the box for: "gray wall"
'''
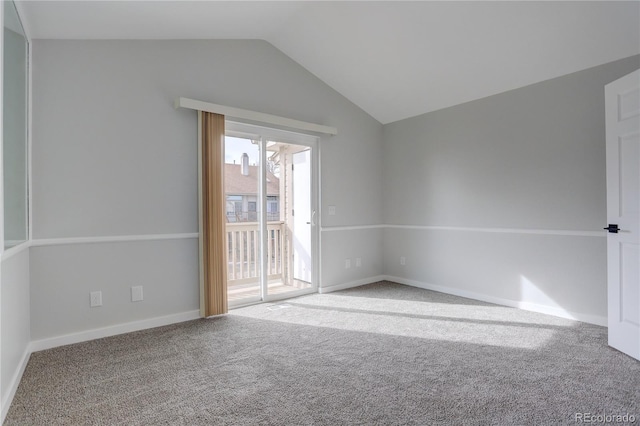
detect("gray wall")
[1,250,30,406]
[27,41,638,340]
[30,40,384,340]
[30,240,199,340]
[382,55,640,322]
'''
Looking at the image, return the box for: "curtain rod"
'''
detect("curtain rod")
[174,97,338,136]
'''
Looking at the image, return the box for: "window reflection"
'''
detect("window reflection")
[3,0,28,249]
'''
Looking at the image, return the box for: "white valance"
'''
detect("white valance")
[174,97,337,136]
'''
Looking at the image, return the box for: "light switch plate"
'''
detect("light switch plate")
[131,286,143,302]
[90,291,102,307]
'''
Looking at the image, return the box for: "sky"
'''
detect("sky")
[225,136,260,165]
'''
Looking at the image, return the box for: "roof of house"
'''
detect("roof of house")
[225,164,279,196]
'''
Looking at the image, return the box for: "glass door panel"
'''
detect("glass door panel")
[265,141,313,299]
[225,136,262,306]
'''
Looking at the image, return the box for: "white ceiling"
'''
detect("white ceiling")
[16,1,640,124]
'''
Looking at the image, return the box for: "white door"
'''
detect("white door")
[292,149,312,282]
[605,69,640,361]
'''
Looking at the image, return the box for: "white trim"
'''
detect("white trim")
[321,224,385,232]
[1,347,30,424]
[259,136,268,301]
[175,97,338,136]
[385,224,604,238]
[312,141,321,294]
[318,143,323,290]
[30,233,198,248]
[4,240,24,248]
[320,224,604,237]
[318,275,386,294]
[29,310,201,352]
[1,3,5,419]
[226,120,319,146]
[197,111,205,318]
[384,275,607,327]
[27,27,33,243]
[0,0,5,255]
[17,226,602,249]
[1,240,31,261]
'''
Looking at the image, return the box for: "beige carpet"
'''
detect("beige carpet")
[5,281,639,425]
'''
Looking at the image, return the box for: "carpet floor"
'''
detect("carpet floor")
[5,281,639,425]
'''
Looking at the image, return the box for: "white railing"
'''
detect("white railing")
[226,221,285,284]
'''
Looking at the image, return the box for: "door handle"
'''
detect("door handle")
[604,224,620,233]
[311,210,317,226]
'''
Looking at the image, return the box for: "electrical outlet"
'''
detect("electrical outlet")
[345,259,351,269]
[328,205,336,216]
[356,257,362,267]
[131,286,143,302]
[400,256,406,266]
[90,291,102,307]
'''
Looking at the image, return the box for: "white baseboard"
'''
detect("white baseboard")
[30,310,201,352]
[319,275,386,294]
[1,347,31,424]
[383,275,607,327]
[514,301,607,327]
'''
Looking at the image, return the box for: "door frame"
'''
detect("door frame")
[225,121,320,307]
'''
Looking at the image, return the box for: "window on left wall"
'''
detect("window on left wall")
[3,0,28,249]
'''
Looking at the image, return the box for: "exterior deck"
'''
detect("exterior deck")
[226,221,311,303]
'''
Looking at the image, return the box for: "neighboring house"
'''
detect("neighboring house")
[225,157,280,222]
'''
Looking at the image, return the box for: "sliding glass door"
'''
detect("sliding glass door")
[224,122,318,307]
[224,135,262,304]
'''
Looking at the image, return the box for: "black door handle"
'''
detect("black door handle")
[604,224,619,233]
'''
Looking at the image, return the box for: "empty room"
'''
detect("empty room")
[1,1,639,424]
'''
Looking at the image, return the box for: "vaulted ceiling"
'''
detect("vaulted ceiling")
[17,1,640,124]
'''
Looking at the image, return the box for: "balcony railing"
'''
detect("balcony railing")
[226,211,280,223]
[226,221,285,284]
